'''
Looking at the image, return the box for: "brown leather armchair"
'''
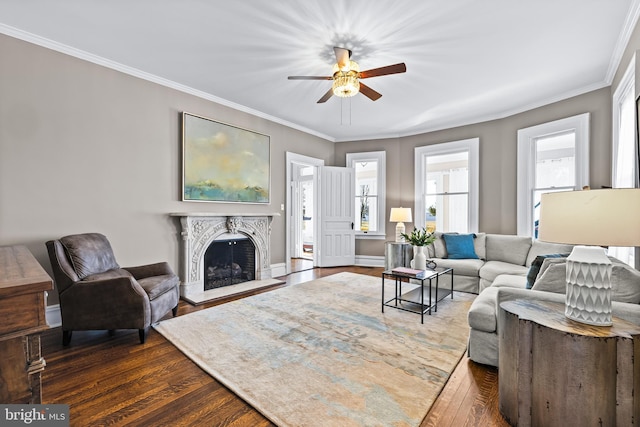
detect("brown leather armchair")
[46,233,180,345]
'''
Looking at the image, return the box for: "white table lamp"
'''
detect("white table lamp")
[539,188,640,326]
[390,207,412,243]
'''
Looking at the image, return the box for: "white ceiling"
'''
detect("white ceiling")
[0,0,638,142]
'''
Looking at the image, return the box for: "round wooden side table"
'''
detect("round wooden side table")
[498,299,640,426]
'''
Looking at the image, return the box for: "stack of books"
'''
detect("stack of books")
[391,266,428,279]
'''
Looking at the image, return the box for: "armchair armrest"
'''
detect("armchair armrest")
[124,262,176,280]
[60,277,151,330]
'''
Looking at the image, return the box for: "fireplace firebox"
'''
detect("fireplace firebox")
[203,238,255,290]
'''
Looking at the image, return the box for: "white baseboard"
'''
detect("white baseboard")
[270,262,287,277]
[355,255,385,267]
[46,304,62,328]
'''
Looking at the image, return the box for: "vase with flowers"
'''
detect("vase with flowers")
[401,227,436,270]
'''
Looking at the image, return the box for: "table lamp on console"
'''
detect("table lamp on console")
[390,207,412,243]
[538,188,640,326]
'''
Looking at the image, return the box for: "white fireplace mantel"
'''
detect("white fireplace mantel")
[170,212,280,296]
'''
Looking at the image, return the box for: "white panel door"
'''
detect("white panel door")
[317,166,355,267]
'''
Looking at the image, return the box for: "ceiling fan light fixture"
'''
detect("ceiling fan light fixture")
[332,74,360,98]
[332,60,360,98]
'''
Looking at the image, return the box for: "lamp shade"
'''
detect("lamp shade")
[539,188,640,247]
[390,207,412,223]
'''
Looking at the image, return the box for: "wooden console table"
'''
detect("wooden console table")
[498,299,640,426]
[0,245,53,403]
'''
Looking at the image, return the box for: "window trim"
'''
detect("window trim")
[610,54,637,268]
[414,138,479,233]
[516,113,590,237]
[612,53,636,188]
[346,150,386,240]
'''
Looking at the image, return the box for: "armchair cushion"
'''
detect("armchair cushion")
[60,233,120,279]
[138,275,180,300]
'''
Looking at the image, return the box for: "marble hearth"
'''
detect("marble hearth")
[170,213,279,300]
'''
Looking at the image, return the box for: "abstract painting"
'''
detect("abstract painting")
[182,112,270,203]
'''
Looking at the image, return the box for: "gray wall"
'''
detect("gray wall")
[3,12,639,303]
[0,34,335,305]
[335,87,612,257]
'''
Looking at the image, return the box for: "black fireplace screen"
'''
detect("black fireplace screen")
[203,238,255,290]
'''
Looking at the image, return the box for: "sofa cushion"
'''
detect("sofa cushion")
[525,240,574,267]
[474,233,487,260]
[468,286,500,332]
[430,258,484,277]
[60,233,120,279]
[492,274,528,289]
[433,232,454,258]
[610,260,640,303]
[531,257,640,304]
[479,261,529,283]
[485,234,532,266]
[526,253,569,289]
[443,234,479,259]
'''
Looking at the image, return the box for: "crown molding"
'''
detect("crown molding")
[0,24,336,143]
[605,0,640,84]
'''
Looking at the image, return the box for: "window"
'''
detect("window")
[517,113,590,237]
[415,138,479,233]
[610,56,636,266]
[346,151,386,238]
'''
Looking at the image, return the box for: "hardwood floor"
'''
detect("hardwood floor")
[41,266,509,426]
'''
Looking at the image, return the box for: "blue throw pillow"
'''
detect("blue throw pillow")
[442,233,479,259]
[526,253,569,289]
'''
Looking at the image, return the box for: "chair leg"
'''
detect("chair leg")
[62,330,72,346]
[139,327,148,344]
[172,305,178,317]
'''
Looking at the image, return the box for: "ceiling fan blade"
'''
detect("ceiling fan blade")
[317,88,334,103]
[288,76,332,80]
[358,83,382,101]
[359,63,407,79]
[333,47,352,69]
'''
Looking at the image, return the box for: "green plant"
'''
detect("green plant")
[401,227,436,246]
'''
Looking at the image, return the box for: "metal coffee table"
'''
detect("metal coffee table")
[381,267,454,323]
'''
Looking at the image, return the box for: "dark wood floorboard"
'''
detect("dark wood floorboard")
[40,266,508,426]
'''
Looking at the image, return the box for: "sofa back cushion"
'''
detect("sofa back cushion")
[60,233,120,280]
[473,233,487,260]
[431,231,451,258]
[532,257,640,304]
[485,234,532,266]
[525,240,574,267]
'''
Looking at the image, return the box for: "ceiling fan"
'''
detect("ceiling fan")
[288,47,407,103]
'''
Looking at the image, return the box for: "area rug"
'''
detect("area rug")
[154,272,475,427]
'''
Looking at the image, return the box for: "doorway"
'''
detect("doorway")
[285,153,324,274]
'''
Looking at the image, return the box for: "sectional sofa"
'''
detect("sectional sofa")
[423,232,573,294]
[466,255,640,367]
[422,232,640,367]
